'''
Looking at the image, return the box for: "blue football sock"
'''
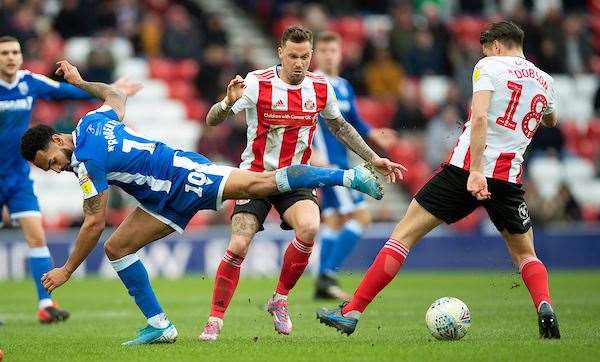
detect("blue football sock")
[111,254,165,325]
[28,247,53,305]
[275,165,351,192]
[318,227,339,275]
[323,220,364,274]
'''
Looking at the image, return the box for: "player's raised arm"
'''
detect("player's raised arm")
[205,75,247,126]
[55,60,127,121]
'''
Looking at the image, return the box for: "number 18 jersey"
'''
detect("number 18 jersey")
[448,56,556,184]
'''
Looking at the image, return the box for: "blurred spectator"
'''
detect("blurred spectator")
[115,0,140,38]
[364,47,404,99]
[195,45,230,102]
[302,3,328,34]
[538,37,566,74]
[235,47,258,78]
[563,15,593,74]
[161,5,202,60]
[421,3,451,75]
[425,104,462,168]
[389,4,415,65]
[527,182,582,224]
[53,0,91,38]
[93,0,117,34]
[9,5,38,49]
[83,47,115,84]
[204,15,228,47]
[508,3,542,62]
[528,126,565,160]
[138,12,162,56]
[392,85,428,132]
[406,30,443,76]
[339,45,367,95]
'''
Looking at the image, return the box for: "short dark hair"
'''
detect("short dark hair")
[480,21,524,48]
[281,26,313,47]
[315,31,341,46]
[21,125,58,162]
[0,35,19,44]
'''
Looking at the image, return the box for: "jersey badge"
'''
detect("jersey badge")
[18,81,28,95]
[304,99,315,111]
[473,67,481,81]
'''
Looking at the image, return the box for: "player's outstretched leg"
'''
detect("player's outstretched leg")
[19,217,70,324]
[275,164,383,200]
[503,230,560,339]
[317,200,441,335]
[104,208,178,346]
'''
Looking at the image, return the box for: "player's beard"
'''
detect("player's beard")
[61,148,74,172]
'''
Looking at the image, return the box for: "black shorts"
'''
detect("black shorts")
[415,164,531,234]
[231,189,318,232]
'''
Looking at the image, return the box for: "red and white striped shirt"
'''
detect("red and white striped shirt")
[448,56,556,184]
[231,66,341,171]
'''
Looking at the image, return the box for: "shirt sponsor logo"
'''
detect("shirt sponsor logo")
[102,120,120,152]
[0,96,33,112]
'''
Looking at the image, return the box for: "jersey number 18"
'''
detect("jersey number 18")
[495,81,548,139]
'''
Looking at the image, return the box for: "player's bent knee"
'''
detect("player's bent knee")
[294,220,319,242]
[228,236,253,257]
[104,241,130,260]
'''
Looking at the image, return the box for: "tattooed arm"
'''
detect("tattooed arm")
[325,116,379,162]
[206,75,247,126]
[325,116,407,183]
[41,191,108,292]
[55,60,127,121]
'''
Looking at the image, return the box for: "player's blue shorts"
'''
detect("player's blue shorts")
[138,151,234,233]
[0,170,41,227]
[320,185,366,216]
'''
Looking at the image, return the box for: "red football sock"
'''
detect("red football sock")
[519,256,552,310]
[342,239,409,315]
[275,237,313,295]
[210,250,244,319]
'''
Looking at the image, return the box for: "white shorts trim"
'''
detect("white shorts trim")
[138,204,184,234]
[215,166,234,210]
[10,211,42,219]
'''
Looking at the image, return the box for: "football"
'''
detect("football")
[425,297,471,340]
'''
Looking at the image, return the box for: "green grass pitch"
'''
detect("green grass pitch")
[1,271,599,361]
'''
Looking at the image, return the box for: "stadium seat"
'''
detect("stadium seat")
[563,158,595,185]
[355,98,396,128]
[149,58,175,80]
[23,60,51,76]
[115,58,149,79]
[529,157,562,198]
[175,59,200,80]
[420,76,449,107]
[168,80,197,102]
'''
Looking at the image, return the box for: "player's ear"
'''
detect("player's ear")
[277,46,283,60]
[51,133,63,145]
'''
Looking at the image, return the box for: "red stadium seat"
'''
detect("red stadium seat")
[355,98,396,128]
[149,58,175,80]
[333,16,365,43]
[175,59,200,80]
[586,120,600,139]
[31,101,64,125]
[184,99,209,120]
[168,80,197,102]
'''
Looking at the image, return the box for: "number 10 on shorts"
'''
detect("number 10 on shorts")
[185,171,213,197]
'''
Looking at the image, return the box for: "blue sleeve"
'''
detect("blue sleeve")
[345,83,371,138]
[29,73,94,100]
[77,159,108,199]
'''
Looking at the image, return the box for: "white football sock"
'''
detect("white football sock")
[147,312,170,329]
[38,298,53,309]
